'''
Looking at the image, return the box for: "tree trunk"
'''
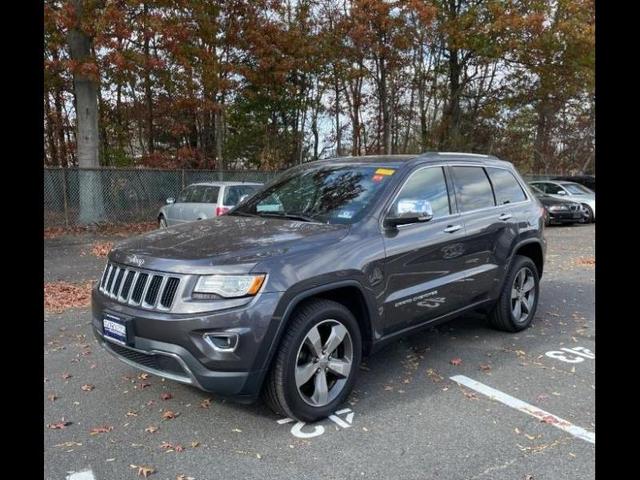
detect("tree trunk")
[441,47,462,150]
[533,98,552,173]
[68,0,103,224]
[44,93,59,166]
[215,108,224,179]
[333,66,341,156]
[143,27,155,155]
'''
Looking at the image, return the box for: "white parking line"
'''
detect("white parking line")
[66,470,96,480]
[450,375,595,444]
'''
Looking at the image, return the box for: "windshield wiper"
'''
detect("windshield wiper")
[228,211,259,218]
[256,212,318,223]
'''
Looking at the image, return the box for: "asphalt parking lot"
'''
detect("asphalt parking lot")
[44,224,595,480]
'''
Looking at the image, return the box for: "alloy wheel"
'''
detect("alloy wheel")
[295,319,353,408]
[511,267,536,323]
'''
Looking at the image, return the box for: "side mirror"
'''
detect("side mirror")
[556,191,567,196]
[166,197,175,204]
[384,199,434,228]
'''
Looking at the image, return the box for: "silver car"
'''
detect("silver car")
[528,180,596,222]
[158,182,262,227]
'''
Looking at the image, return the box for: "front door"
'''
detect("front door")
[381,165,469,335]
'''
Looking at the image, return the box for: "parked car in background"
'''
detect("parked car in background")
[93,152,546,421]
[158,182,262,227]
[552,175,595,192]
[529,184,583,225]
[528,180,595,223]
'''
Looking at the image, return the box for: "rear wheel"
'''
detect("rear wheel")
[488,255,540,332]
[580,204,594,223]
[262,299,361,422]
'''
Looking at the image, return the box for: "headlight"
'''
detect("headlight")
[548,205,567,212]
[194,274,265,298]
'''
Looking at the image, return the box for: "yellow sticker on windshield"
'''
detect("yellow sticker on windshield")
[375,168,395,176]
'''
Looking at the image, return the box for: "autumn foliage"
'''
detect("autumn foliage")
[44,0,594,174]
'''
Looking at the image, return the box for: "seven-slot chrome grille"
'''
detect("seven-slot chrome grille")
[99,262,181,311]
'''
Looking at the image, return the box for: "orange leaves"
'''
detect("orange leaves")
[91,241,113,257]
[44,281,93,314]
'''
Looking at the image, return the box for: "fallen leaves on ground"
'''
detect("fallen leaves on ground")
[47,419,72,429]
[47,393,57,402]
[450,357,463,366]
[162,410,179,420]
[176,475,195,480]
[479,364,492,372]
[91,241,113,257]
[160,442,185,453]
[81,384,95,392]
[145,425,159,434]
[44,281,93,313]
[89,425,113,435]
[199,398,212,409]
[130,464,156,478]
[160,392,173,401]
[44,222,156,239]
[574,256,595,267]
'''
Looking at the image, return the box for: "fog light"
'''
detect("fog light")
[203,333,238,352]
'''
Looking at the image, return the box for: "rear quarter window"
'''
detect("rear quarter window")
[224,185,260,206]
[486,168,527,205]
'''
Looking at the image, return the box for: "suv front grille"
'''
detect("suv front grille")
[99,262,181,311]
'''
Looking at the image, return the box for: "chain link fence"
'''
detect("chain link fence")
[43,167,561,228]
[44,168,281,228]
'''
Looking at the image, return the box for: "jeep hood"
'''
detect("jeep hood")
[109,215,349,274]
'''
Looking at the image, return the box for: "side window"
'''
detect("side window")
[201,186,220,203]
[531,183,546,193]
[390,167,450,219]
[544,183,565,195]
[451,166,496,212]
[177,186,193,203]
[186,186,205,203]
[486,168,527,205]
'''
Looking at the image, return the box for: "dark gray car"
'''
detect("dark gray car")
[92,153,546,421]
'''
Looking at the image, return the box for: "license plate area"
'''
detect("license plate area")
[102,312,134,346]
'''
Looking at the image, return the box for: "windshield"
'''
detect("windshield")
[562,183,591,195]
[230,165,397,224]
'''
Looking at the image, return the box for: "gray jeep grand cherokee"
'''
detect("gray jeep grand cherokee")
[92,153,546,421]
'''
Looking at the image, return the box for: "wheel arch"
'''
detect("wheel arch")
[512,239,544,278]
[253,281,375,394]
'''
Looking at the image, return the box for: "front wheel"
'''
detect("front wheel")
[488,255,540,332]
[262,299,362,422]
[158,215,168,228]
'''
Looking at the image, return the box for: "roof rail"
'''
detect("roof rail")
[433,152,491,158]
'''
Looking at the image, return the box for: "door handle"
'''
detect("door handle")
[498,213,512,221]
[443,224,462,233]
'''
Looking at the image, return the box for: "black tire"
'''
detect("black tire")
[158,215,167,228]
[262,299,362,422]
[580,204,594,223]
[488,255,540,332]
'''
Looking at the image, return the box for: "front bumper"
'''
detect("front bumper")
[548,210,583,223]
[91,288,283,401]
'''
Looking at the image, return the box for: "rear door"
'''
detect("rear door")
[448,165,525,303]
[190,185,220,220]
[381,165,469,334]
